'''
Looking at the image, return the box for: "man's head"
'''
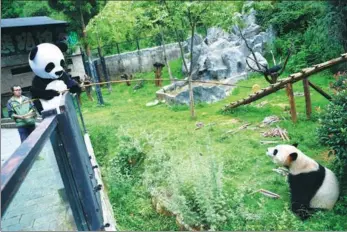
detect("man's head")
[11,85,22,97]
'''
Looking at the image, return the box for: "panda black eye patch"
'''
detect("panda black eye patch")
[273,149,278,156]
[45,62,55,73]
[60,59,65,68]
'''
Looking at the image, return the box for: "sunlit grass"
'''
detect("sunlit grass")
[82,59,346,231]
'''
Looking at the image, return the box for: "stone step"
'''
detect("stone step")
[1,122,16,129]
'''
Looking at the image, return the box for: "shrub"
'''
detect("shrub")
[143,145,232,231]
[317,90,347,183]
[331,72,347,93]
[89,125,114,166]
[111,135,146,175]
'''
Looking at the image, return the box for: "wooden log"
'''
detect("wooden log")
[303,78,312,119]
[223,53,347,111]
[308,81,332,101]
[286,83,297,123]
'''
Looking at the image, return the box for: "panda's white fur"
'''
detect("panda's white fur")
[41,81,67,111]
[29,43,66,80]
[266,144,339,213]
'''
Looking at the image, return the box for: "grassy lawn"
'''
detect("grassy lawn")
[81,59,347,231]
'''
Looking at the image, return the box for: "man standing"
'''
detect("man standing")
[7,85,37,143]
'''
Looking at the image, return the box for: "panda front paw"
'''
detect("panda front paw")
[44,89,60,99]
[69,85,82,94]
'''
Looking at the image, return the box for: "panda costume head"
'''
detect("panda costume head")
[266,144,339,220]
[29,42,81,114]
[29,43,67,79]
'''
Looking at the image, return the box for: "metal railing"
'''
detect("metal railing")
[1,93,106,231]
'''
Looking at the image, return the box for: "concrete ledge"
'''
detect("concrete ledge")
[84,133,117,231]
[1,118,43,129]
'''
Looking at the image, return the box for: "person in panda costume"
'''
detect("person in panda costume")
[266,144,339,220]
[29,42,81,114]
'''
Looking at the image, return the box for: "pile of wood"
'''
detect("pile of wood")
[262,126,289,141]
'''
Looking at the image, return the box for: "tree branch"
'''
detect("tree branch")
[238,26,263,71]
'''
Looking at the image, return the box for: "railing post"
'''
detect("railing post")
[54,94,104,230]
[98,46,112,93]
[91,59,105,105]
[72,94,87,134]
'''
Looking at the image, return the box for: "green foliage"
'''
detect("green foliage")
[317,90,347,180]
[1,0,66,20]
[88,125,115,166]
[331,72,347,92]
[257,1,346,72]
[111,135,146,175]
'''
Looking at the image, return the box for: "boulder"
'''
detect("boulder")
[246,52,268,71]
[205,27,229,45]
[160,4,273,105]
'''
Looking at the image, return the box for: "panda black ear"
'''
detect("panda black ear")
[290,152,298,161]
[292,143,299,147]
[55,42,68,53]
[29,47,38,60]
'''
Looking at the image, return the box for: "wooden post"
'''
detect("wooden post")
[308,81,332,101]
[286,83,297,123]
[153,62,165,87]
[303,78,312,119]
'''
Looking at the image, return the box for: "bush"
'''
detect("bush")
[89,125,114,166]
[143,147,231,230]
[317,90,347,182]
[331,72,347,93]
[256,1,346,72]
[110,135,146,175]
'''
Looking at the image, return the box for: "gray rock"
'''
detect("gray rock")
[251,35,263,47]
[163,4,274,105]
[185,33,203,53]
[175,85,228,104]
[246,52,268,71]
[252,43,263,54]
[205,27,229,45]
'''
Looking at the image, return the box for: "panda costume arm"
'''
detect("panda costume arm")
[31,76,60,100]
[60,72,81,94]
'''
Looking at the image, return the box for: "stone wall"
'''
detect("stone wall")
[95,42,181,79]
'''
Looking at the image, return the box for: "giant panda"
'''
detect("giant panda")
[29,43,81,114]
[266,144,339,220]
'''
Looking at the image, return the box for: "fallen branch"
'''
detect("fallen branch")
[250,189,281,199]
[225,123,251,134]
[262,127,289,141]
[260,140,280,145]
[272,167,289,176]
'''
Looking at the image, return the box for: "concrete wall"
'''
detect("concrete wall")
[96,42,182,79]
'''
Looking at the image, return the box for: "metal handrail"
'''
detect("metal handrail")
[1,115,58,214]
[1,93,105,231]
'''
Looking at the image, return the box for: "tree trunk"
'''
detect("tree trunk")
[176,30,189,74]
[159,26,174,83]
[79,3,90,57]
[162,0,189,74]
[188,23,196,119]
[79,2,104,105]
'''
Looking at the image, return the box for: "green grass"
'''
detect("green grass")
[82,59,347,231]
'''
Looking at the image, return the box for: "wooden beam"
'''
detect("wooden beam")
[223,53,347,111]
[308,81,332,101]
[303,78,312,119]
[286,83,297,123]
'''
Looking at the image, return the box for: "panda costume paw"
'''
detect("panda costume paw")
[29,43,81,114]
